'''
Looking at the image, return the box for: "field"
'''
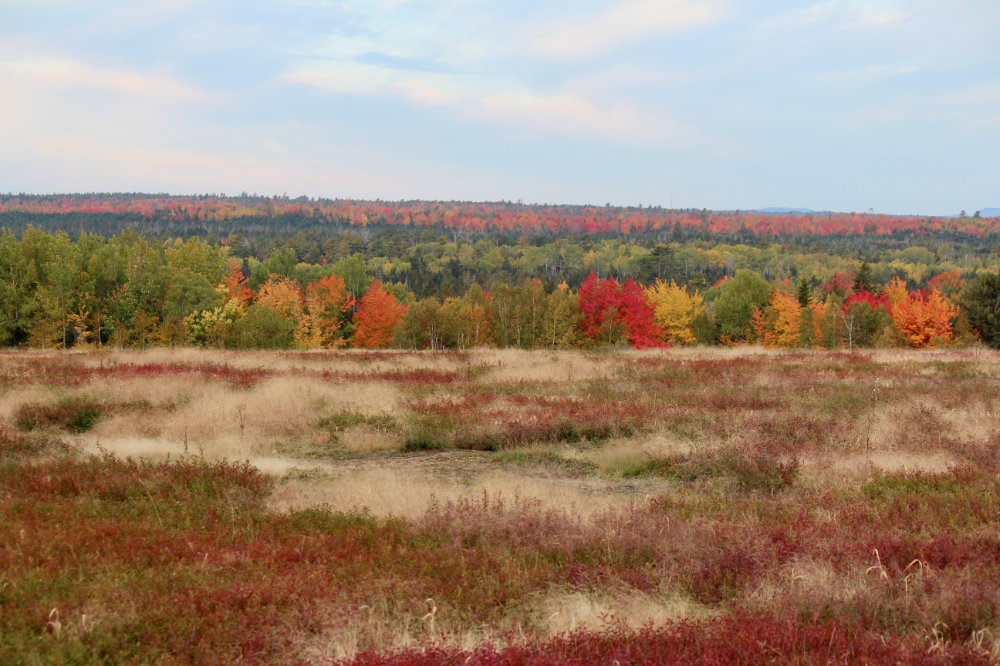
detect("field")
[2,347,1000,664]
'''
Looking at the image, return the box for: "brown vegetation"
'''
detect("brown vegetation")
[2,346,999,663]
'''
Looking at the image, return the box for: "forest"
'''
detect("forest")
[1,193,999,351]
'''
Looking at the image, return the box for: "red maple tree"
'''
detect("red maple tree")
[577,271,663,348]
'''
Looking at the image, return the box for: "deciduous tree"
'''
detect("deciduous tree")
[353,281,407,348]
[712,270,772,343]
[297,274,354,348]
[884,278,959,348]
[645,279,703,345]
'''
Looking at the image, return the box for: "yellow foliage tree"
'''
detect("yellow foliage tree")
[769,291,803,347]
[644,280,704,345]
[185,298,246,347]
[66,308,96,349]
[255,276,303,321]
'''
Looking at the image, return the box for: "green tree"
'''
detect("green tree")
[229,304,296,349]
[711,270,772,343]
[539,285,581,348]
[333,253,371,302]
[163,270,221,321]
[0,230,34,345]
[164,237,228,285]
[852,262,875,293]
[960,274,1000,348]
[393,297,446,349]
[796,279,812,308]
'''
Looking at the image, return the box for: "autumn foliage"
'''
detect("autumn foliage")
[645,280,704,345]
[577,272,663,348]
[298,274,355,348]
[752,290,803,348]
[0,226,973,351]
[4,193,998,237]
[352,282,408,348]
[884,278,960,348]
[224,258,252,305]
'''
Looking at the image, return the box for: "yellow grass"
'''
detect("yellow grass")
[535,589,714,635]
[474,348,616,383]
[269,465,643,520]
[7,346,1000,524]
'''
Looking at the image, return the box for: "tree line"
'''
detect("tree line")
[3,193,997,238]
[3,227,999,350]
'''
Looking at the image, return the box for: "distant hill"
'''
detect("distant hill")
[1,193,998,238]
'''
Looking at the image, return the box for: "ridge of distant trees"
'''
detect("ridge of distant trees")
[2,193,998,242]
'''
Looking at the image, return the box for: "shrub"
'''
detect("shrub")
[733,453,799,493]
[0,426,67,459]
[15,398,104,433]
[314,410,399,443]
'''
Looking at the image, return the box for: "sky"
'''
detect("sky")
[1,0,998,216]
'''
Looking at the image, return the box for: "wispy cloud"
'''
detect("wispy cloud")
[283,60,461,106]
[354,52,453,73]
[822,63,918,85]
[283,58,686,144]
[474,89,673,143]
[280,2,707,143]
[526,0,725,60]
[760,0,909,31]
[0,56,208,102]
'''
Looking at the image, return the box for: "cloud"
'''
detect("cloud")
[278,1,708,143]
[474,89,673,143]
[3,132,395,197]
[283,60,462,106]
[283,58,685,144]
[0,56,208,102]
[840,81,1000,137]
[822,63,918,86]
[354,52,452,73]
[760,0,909,31]
[527,0,724,60]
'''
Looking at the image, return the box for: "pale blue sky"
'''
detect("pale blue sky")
[1,0,997,215]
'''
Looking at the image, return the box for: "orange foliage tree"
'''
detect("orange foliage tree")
[223,258,253,305]
[352,281,407,348]
[884,278,959,348]
[298,274,355,348]
[770,291,803,347]
[255,276,302,321]
[751,291,802,347]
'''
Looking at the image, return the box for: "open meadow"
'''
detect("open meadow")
[2,346,1000,664]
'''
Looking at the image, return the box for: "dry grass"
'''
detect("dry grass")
[474,348,615,383]
[747,556,865,611]
[70,375,403,460]
[269,465,643,520]
[534,590,714,635]
[799,451,962,489]
[9,345,1000,520]
[300,602,508,663]
[337,425,402,453]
